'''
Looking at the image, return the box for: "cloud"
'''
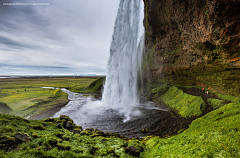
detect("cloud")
[0,0,120,75]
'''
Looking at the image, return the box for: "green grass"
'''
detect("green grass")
[215,92,240,102]
[152,85,205,117]
[0,77,96,89]
[1,101,240,157]
[69,77,105,94]
[0,114,143,158]
[141,101,240,157]
[207,98,225,109]
[0,77,97,118]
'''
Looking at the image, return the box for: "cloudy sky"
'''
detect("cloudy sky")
[0,0,119,75]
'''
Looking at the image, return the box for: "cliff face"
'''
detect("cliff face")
[143,0,240,96]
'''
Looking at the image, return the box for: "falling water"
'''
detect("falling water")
[54,0,148,126]
[102,0,145,121]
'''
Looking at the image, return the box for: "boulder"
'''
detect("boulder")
[14,133,31,143]
[0,135,15,149]
[125,146,140,157]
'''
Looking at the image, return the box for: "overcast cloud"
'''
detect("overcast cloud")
[0,0,119,75]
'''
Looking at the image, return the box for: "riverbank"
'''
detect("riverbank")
[1,98,240,157]
[1,77,240,157]
[0,77,97,118]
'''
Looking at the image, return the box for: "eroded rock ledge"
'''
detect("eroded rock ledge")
[142,0,240,96]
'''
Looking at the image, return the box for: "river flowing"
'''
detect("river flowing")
[53,89,172,138]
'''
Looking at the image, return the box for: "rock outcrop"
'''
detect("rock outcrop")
[142,0,240,96]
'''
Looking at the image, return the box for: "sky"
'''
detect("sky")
[0,0,120,75]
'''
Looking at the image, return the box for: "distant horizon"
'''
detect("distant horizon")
[0,0,120,75]
[0,73,106,77]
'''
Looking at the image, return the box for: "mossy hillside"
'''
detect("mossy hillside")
[2,101,240,157]
[141,101,240,157]
[207,92,240,110]
[0,114,144,158]
[215,92,240,103]
[152,85,205,117]
[207,98,225,109]
[69,77,105,94]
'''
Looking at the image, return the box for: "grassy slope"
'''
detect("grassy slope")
[0,114,143,158]
[1,77,240,157]
[141,101,240,157]
[1,100,240,157]
[69,77,105,94]
[152,84,205,117]
[0,77,96,118]
[147,84,240,157]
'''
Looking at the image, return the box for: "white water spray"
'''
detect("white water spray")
[102,0,145,121]
[54,0,146,124]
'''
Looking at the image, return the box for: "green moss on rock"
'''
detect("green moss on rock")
[207,98,225,109]
[158,86,205,117]
[141,101,240,157]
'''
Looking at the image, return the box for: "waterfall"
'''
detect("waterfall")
[53,0,145,124]
[102,0,145,121]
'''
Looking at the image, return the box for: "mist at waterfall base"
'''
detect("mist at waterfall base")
[53,0,168,137]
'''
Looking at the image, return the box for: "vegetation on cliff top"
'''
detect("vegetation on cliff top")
[69,77,105,94]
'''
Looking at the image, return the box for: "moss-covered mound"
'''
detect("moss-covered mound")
[1,99,240,157]
[152,84,205,117]
[151,83,240,118]
[141,101,240,157]
[69,77,105,94]
[0,114,144,158]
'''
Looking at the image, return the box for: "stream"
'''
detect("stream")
[52,89,191,138]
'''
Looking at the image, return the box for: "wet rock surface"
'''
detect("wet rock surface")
[0,133,31,151]
[48,89,194,138]
[143,0,240,96]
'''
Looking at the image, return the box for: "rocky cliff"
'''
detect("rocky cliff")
[142,0,240,96]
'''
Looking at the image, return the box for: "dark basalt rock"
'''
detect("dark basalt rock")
[73,128,82,134]
[49,139,57,146]
[56,123,63,128]
[66,122,73,130]
[0,135,15,149]
[14,133,31,143]
[141,128,149,133]
[125,146,140,157]
[43,117,55,122]
[80,132,87,136]
[32,124,44,130]
[143,0,240,96]
[0,133,30,151]
[60,115,70,121]
[85,128,94,132]
[55,133,64,139]
[31,133,41,138]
